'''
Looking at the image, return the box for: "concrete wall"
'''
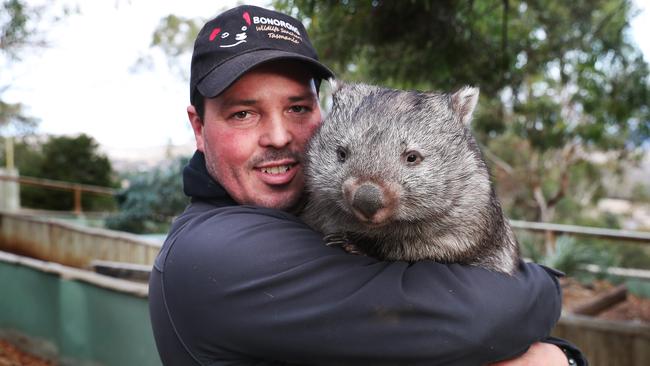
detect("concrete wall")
[0,251,159,366]
[0,211,161,269]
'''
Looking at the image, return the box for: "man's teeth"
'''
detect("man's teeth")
[261,165,291,174]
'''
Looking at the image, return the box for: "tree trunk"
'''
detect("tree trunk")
[533,185,557,255]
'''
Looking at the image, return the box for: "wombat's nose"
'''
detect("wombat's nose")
[352,184,384,219]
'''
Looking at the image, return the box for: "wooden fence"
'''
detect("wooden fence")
[0,174,116,215]
[554,314,650,366]
[512,219,650,365]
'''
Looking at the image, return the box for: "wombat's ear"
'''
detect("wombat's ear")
[318,78,339,117]
[329,78,345,93]
[451,86,479,126]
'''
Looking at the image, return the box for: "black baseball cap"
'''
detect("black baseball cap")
[190,5,334,105]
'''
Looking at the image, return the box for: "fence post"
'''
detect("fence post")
[0,168,20,211]
[5,136,14,170]
[73,185,82,216]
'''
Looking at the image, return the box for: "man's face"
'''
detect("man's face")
[188,61,322,211]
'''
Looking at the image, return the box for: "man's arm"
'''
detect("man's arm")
[151,204,563,365]
[491,342,569,366]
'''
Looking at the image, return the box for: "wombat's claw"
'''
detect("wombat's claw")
[324,233,366,256]
[324,233,348,247]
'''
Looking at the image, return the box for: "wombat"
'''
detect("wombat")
[301,81,520,274]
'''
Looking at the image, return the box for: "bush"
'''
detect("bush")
[105,157,189,234]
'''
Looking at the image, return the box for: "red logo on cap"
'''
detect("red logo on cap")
[208,12,251,47]
[209,28,221,41]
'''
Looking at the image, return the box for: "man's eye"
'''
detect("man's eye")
[232,111,250,119]
[289,105,310,113]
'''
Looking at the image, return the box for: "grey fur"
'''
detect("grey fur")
[301,82,520,274]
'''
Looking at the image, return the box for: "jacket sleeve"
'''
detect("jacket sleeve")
[154,205,563,365]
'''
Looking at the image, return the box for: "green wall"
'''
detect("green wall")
[0,260,160,366]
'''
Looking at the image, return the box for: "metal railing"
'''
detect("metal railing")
[511,219,650,280]
[511,220,650,244]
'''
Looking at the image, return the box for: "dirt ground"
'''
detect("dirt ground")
[561,277,650,323]
[599,293,650,322]
[0,340,54,366]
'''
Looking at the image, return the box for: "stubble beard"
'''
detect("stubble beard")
[203,146,307,212]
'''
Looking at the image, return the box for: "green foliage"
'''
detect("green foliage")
[631,183,650,202]
[1,0,36,134]
[0,100,37,133]
[520,231,650,289]
[1,136,43,175]
[1,0,76,57]
[4,134,116,211]
[105,157,190,234]
[542,236,616,277]
[487,132,606,223]
[0,0,31,58]
[151,15,203,58]
[276,0,505,91]
[274,0,649,145]
[147,14,204,78]
[141,8,233,78]
[518,231,545,263]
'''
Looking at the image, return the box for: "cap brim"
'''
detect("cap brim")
[196,50,335,99]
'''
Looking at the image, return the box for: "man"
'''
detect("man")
[149,5,585,365]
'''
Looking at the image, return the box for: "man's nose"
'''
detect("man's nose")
[260,115,293,148]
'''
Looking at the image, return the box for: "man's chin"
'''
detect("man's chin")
[246,187,304,212]
[261,195,303,212]
[253,178,305,211]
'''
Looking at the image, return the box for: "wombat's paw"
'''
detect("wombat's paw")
[323,233,366,256]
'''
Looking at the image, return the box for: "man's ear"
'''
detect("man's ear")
[187,105,205,152]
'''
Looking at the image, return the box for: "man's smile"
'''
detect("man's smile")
[255,161,299,185]
[259,164,293,174]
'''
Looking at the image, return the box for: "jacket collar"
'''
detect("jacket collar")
[183,150,237,206]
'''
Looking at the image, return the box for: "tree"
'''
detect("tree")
[1,0,39,135]
[271,0,649,250]
[145,14,204,79]
[132,11,222,81]
[9,134,116,211]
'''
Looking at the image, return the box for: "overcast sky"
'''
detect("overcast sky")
[3,0,268,154]
[3,0,650,155]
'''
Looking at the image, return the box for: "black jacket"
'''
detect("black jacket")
[149,151,586,365]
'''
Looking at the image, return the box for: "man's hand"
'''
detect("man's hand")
[489,342,568,366]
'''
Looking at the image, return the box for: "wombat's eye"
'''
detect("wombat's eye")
[404,151,423,165]
[336,147,348,162]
